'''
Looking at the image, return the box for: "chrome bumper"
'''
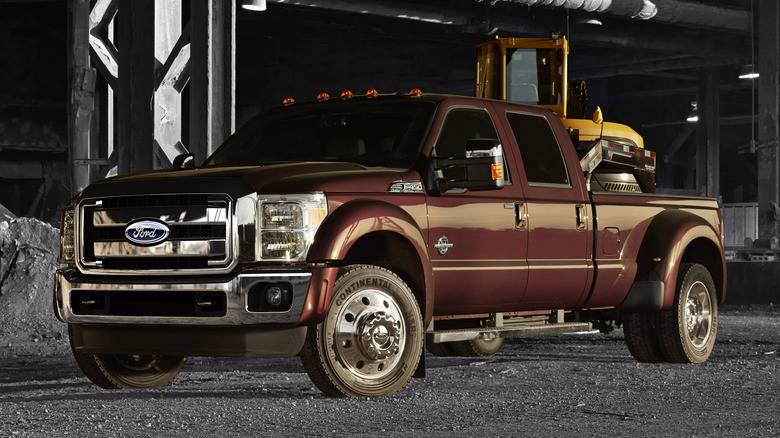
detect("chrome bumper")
[55,268,311,326]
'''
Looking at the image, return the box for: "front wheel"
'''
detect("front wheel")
[300,265,424,398]
[656,263,718,363]
[69,324,185,389]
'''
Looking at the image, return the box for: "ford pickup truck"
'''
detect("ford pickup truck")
[55,90,725,398]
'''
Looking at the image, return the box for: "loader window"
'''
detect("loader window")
[505,48,563,106]
[506,112,569,186]
[476,43,502,100]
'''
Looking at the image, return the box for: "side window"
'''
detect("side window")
[434,107,510,184]
[506,112,570,186]
[434,108,500,158]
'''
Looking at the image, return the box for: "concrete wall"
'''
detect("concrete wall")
[0,1,70,224]
[726,262,780,305]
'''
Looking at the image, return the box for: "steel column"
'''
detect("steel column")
[116,0,155,174]
[190,0,235,165]
[695,67,720,200]
[152,0,188,168]
[67,0,95,194]
[757,0,780,241]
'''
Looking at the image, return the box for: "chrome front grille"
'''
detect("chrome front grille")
[77,194,234,275]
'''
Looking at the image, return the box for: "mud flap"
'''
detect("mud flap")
[619,281,664,313]
[414,347,426,378]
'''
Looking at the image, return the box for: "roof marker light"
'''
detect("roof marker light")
[317,92,330,102]
[366,89,379,98]
[409,88,422,96]
[282,97,295,106]
[341,90,353,99]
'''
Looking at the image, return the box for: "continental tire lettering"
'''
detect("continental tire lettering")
[340,278,394,302]
[335,290,350,307]
[326,332,337,361]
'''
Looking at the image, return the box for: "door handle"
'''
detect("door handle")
[515,202,527,230]
[575,205,587,231]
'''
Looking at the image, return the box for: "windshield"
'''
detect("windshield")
[203,100,435,169]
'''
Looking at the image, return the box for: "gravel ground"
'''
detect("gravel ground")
[1,307,778,437]
[1,218,778,436]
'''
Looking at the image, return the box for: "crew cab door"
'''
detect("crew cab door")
[498,106,594,310]
[426,102,528,315]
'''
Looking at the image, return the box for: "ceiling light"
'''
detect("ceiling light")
[739,63,759,80]
[574,13,602,26]
[242,0,266,11]
[687,102,698,123]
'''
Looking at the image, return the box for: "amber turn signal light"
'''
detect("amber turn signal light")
[491,163,504,180]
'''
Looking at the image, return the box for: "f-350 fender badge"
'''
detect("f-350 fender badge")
[125,219,170,246]
[434,236,454,256]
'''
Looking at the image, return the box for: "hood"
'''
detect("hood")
[80,162,411,201]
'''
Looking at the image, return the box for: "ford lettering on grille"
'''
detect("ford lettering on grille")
[125,219,170,245]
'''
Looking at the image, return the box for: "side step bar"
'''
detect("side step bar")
[427,322,593,344]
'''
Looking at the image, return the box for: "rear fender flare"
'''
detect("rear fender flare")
[635,210,725,310]
[307,198,434,323]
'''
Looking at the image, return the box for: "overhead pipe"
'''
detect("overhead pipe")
[501,0,750,33]
[268,0,751,34]
[264,0,750,57]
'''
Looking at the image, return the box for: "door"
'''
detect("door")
[426,104,528,315]
[501,109,593,310]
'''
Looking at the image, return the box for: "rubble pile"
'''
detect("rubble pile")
[0,217,68,357]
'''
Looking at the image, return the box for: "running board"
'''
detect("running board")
[427,322,593,343]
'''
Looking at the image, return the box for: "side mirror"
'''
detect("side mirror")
[431,139,505,191]
[172,153,195,169]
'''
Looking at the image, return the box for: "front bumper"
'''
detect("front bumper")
[55,267,314,326]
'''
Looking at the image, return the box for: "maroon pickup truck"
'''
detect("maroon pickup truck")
[55,91,725,398]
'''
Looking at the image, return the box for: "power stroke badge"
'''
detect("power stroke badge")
[125,219,170,246]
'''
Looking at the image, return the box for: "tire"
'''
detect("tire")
[656,263,718,363]
[69,326,186,389]
[622,312,665,363]
[300,265,424,398]
[426,339,459,357]
[450,337,504,358]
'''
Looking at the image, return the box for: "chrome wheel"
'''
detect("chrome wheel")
[300,265,423,398]
[683,280,712,348]
[335,289,406,379]
[656,263,718,364]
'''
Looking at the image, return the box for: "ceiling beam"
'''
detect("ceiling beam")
[573,56,738,80]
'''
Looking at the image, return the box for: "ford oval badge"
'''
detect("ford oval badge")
[125,219,170,246]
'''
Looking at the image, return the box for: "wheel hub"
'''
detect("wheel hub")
[114,354,160,372]
[683,281,712,348]
[331,288,408,379]
[359,312,401,360]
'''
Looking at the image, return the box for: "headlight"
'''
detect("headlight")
[58,205,76,264]
[256,193,327,261]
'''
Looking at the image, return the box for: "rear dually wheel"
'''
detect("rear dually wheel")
[656,263,718,363]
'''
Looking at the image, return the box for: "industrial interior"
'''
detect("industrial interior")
[0,0,777,300]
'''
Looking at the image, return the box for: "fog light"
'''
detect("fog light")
[266,286,283,307]
[248,283,293,312]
